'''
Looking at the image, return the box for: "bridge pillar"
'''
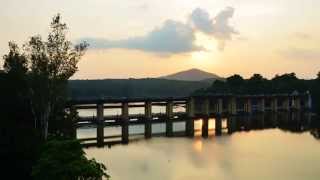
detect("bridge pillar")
[202,98,210,137]
[258,98,265,112]
[166,101,174,137]
[244,98,252,114]
[97,126,104,147]
[202,117,209,137]
[227,116,236,134]
[96,103,104,146]
[291,111,297,122]
[283,97,290,111]
[203,98,210,116]
[186,97,195,137]
[144,101,152,139]
[215,98,223,115]
[228,97,237,115]
[271,97,278,112]
[121,102,129,144]
[271,112,277,127]
[97,103,104,122]
[215,117,222,136]
[306,92,312,110]
[284,111,290,123]
[293,96,301,110]
[306,111,312,124]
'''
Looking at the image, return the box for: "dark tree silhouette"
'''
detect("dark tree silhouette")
[3,42,28,75]
[21,14,88,140]
[0,14,108,180]
[1,42,40,179]
[32,139,109,180]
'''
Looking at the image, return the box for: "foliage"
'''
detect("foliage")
[3,42,28,75]
[20,14,89,140]
[194,73,320,113]
[0,45,40,179]
[32,138,109,180]
[1,14,88,140]
[195,73,308,95]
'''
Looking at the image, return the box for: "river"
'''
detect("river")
[77,108,320,180]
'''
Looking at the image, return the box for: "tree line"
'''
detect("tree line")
[68,78,211,99]
[194,73,320,113]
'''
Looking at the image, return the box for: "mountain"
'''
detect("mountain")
[160,68,223,81]
[68,69,223,99]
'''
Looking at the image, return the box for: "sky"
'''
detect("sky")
[1,0,320,79]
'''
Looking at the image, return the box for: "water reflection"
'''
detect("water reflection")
[226,112,320,139]
[193,138,203,153]
[77,112,320,146]
[82,112,320,180]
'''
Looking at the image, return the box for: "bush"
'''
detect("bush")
[32,138,109,180]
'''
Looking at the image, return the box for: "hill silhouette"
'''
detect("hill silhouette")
[160,68,223,81]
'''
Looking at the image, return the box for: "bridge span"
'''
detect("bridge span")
[68,93,312,146]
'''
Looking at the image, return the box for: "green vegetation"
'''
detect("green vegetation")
[32,138,109,180]
[194,73,320,113]
[0,15,108,179]
[69,78,211,99]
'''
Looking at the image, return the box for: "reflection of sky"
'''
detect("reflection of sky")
[84,129,320,180]
[77,105,185,117]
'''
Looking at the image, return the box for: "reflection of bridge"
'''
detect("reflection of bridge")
[68,93,312,146]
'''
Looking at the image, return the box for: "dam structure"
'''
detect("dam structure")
[68,92,312,146]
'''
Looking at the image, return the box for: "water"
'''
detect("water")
[77,108,320,180]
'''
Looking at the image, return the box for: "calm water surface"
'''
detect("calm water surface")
[78,108,320,180]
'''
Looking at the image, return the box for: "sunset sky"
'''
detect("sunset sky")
[1,0,320,79]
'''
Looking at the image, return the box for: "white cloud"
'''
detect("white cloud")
[189,7,238,51]
[81,20,203,55]
[80,7,237,55]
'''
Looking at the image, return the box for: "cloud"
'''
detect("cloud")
[279,47,320,60]
[190,7,238,51]
[189,8,213,34]
[80,7,237,55]
[81,20,203,55]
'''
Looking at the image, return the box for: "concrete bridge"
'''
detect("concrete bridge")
[68,92,312,146]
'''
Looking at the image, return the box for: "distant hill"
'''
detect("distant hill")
[160,68,223,81]
[68,78,211,99]
[68,69,224,99]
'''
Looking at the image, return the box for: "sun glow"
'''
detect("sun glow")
[190,32,220,66]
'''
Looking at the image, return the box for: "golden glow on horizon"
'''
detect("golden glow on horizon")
[191,51,209,60]
[194,32,216,52]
